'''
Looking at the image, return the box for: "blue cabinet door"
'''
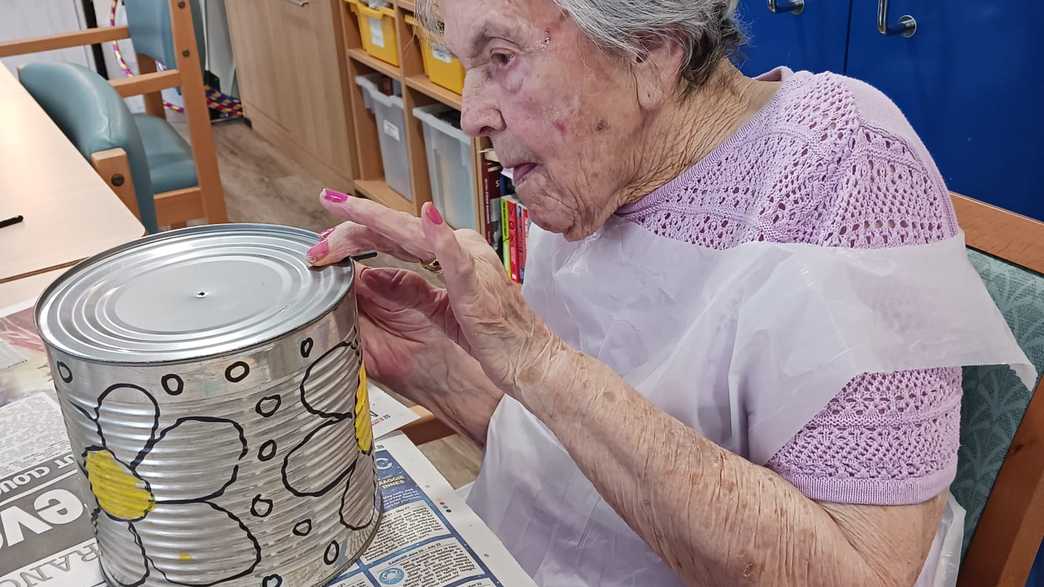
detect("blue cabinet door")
[846,1,1044,220]
[733,0,852,75]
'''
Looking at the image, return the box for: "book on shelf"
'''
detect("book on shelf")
[500,195,511,274]
[519,205,530,283]
[488,149,535,284]
[496,196,531,285]
[506,198,519,283]
[479,149,503,251]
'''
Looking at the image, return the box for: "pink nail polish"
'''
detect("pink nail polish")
[425,205,444,225]
[318,227,335,240]
[307,240,330,263]
[322,188,349,203]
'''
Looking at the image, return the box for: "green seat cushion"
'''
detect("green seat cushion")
[953,249,1044,558]
[133,114,198,194]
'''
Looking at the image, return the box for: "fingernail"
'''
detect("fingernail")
[307,240,330,264]
[425,205,444,225]
[318,227,335,240]
[322,188,349,203]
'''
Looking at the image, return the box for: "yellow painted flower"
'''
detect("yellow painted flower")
[80,383,260,586]
[84,449,154,521]
[354,366,373,454]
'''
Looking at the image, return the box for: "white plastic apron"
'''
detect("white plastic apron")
[467,218,1035,586]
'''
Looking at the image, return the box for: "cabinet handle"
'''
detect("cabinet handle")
[767,0,804,15]
[284,0,309,6]
[877,0,916,37]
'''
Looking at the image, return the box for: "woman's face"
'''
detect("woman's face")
[442,0,647,240]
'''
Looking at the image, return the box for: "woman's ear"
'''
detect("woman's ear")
[631,39,686,110]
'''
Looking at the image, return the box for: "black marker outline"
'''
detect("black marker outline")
[280,418,357,497]
[258,440,277,462]
[150,417,247,505]
[94,384,159,468]
[255,395,281,418]
[324,540,340,565]
[292,519,312,537]
[225,361,250,383]
[160,374,184,396]
[56,361,72,383]
[298,342,352,418]
[250,495,273,518]
[145,501,261,587]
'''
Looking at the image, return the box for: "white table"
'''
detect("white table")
[0,64,143,291]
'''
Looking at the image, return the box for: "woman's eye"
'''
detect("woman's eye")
[491,52,514,67]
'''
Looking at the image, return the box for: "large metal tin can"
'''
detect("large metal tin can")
[35,224,381,586]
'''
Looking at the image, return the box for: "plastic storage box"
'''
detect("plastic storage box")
[356,74,412,200]
[413,104,477,229]
[404,15,465,94]
[346,0,399,66]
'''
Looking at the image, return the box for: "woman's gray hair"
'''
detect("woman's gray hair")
[417,0,744,90]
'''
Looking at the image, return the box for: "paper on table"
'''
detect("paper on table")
[329,433,536,587]
[0,394,106,587]
[0,299,55,407]
[369,381,421,440]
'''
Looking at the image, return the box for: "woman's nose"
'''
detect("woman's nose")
[460,70,505,138]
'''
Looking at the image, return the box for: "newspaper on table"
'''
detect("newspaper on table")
[328,433,534,587]
[0,300,534,587]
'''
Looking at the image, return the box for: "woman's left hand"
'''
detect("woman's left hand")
[313,194,560,394]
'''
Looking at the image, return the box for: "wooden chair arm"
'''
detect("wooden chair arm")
[951,193,1044,275]
[90,148,139,217]
[402,405,457,445]
[0,27,130,59]
[110,71,182,98]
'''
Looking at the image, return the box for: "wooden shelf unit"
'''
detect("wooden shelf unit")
[347,47,400,79]
[338,0,486,233]
[405,74,463,109]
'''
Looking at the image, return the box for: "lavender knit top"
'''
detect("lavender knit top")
[617,68,962,506]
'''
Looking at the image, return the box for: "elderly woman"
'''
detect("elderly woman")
[307,0,1032,584]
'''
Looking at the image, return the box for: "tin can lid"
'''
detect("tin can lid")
[36,224,354,364]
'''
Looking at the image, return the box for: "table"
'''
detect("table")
[0,267,65,310]
[0,64,143,286]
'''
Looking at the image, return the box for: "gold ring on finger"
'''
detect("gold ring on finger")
[421,258,442,273]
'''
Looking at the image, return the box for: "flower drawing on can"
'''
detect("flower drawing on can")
[78,383,260,586]
[282,339,379,533]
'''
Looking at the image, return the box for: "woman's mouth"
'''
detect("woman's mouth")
[512,163,538,185]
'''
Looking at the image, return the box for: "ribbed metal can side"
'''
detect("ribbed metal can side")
[46,295,381,586]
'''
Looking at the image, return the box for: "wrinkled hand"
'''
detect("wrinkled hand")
[351,265,462,398]
[311,193,558,395]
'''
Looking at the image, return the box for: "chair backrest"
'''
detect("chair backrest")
[18,63,159,233]
[952,249,1044,555]
[124,0,205,71]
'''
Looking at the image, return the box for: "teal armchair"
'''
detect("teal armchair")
[19,63,162,233]
[0,0,227,232]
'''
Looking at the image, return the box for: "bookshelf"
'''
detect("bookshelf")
[338,0,485,233]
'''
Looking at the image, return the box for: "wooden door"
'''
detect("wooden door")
[225,0,282,122]
[278,0,357,181]
[226,0,356,186]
